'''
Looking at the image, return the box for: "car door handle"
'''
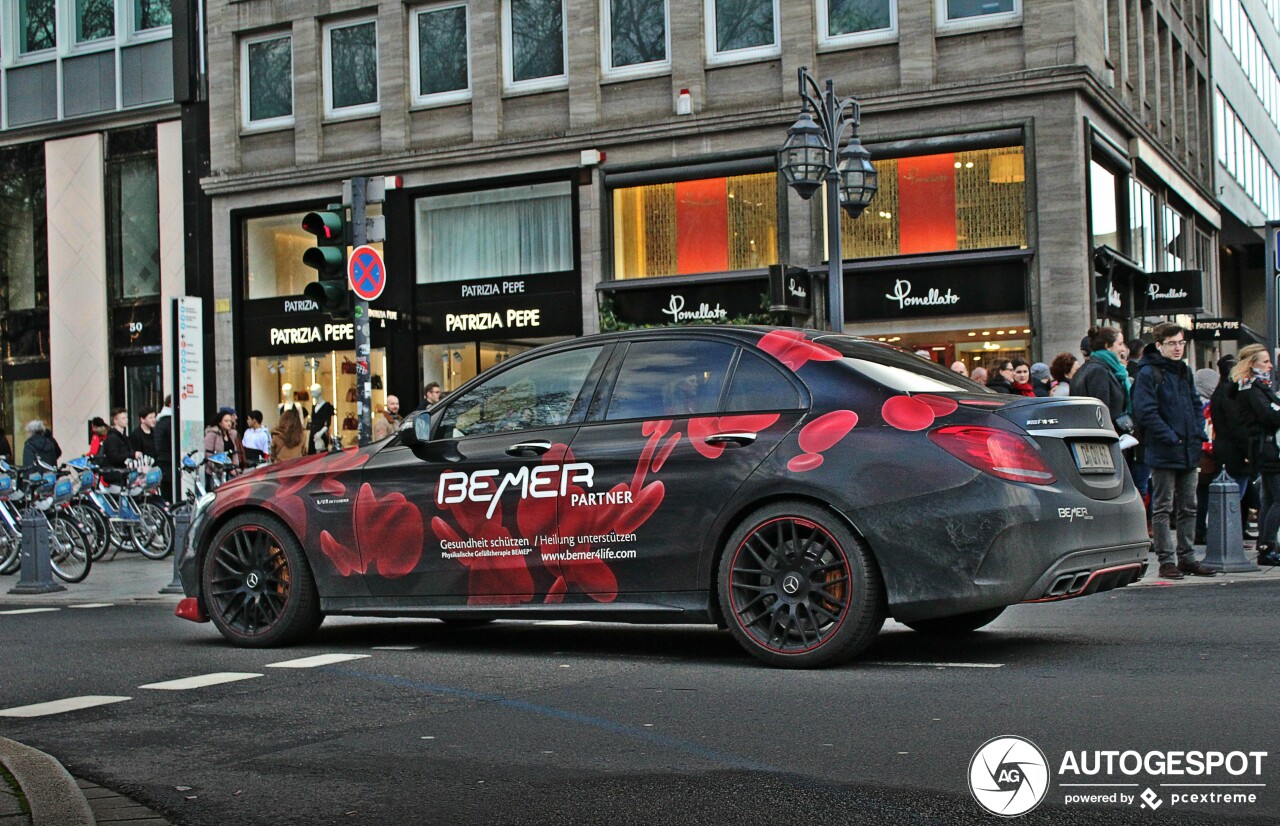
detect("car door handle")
[505,440,553,457]
[704,432,758,447]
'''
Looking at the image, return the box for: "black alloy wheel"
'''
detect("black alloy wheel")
[202,513,321,647]
[719,502,884,668]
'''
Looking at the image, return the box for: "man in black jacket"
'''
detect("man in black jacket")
[102,407,137,481]
[153,396,174,503]
[1133,323,1216,579]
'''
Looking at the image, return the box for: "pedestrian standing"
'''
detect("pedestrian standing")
[242,410,271,465]
[87,417,108,458]
[1192,368,1221,544]
[1232,344,1280,567]
[154,396,173,503]
[1010,361,1038,397]
[949,361,969,377]
[418,382,443,412]
[373,395,402,441]
[1029,362,1053,396]
[130,407,158,463]
[985,359,1016,394]
[21,420,60,468]
[1072,327,1131,431]
[102,408,136,485]
[1133,322,1216,579]
[1049,353,1079,397]
[270,408,305,462]
[969,366,988,387]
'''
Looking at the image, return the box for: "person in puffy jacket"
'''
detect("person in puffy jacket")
[1071,326,1130,431]
[1132,323,1214,579]
[21,420,61,468]
[1232,344,1280,567]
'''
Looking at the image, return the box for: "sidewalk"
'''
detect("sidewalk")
[1,554,183,607]
[0,738,170,825]
[1129,541,1280,589]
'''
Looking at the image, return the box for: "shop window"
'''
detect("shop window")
[134,0,171,32]
[1128,179,1155,269]
[438,345,603,438]
[603,0,669,77]
[936,0,1020,32]
[0,145,48,315]
[19,0,56,53]
[503,0,567,92]
[248,349,389,448]
[3,377,52,465]
[1090,161,1120,251]
[76,0,115,43]
[412,3,471,105]
[612,172,778,279]
[706,0,780,64]
[416,181,572,283]
[324,19,379,117]
[841,146,1026,259]
[725,350,802,412]
[242,33,294,128]
[106,148,160,301]
[818,0,896,47]
[606,340,735,421]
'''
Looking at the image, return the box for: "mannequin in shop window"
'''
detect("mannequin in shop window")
[279,382,308,424]
[309,383,335,453]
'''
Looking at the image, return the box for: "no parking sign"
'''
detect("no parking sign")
[348,245,387,302]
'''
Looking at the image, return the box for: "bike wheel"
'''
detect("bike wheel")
[0,533,19,575]
[71,504,110,561]
[48,512,92,584]
[136,502,174,560]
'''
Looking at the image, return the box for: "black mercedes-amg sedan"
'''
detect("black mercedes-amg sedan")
[176,327,1148,667]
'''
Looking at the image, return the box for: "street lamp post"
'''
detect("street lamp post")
[778,67,878,333]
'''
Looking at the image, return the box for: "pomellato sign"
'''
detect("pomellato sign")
[1140,269,1204,315]
[844,261,1026,322]
[604,275,768,327]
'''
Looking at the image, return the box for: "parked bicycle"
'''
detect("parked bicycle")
[66,456,173,561]
[0,458,94,583]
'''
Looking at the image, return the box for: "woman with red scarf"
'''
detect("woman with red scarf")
[1010,360,1038,397]
[1234,343,1280,567]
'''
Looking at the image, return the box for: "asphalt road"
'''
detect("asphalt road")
[1,580,1278,826]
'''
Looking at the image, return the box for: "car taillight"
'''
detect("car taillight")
[927,425,1057,485]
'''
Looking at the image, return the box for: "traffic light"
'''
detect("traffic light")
[301,209,353,320]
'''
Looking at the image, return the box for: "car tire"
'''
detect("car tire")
[202,512,322,648]
[718,502,884,669]
[903,607,1005,636]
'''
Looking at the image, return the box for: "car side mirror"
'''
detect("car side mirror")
[399,415,431,447]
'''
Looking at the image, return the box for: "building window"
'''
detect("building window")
[0,145,47,317]
[106,132,160,301]
[244,212,312,300]
[134,0,171,32]
[1162,205,1186,272]
[612,172,778,279]
[603,0,669,77]
[76,0,115,42]
[324,19,380,117]
[841,146,1026,259]
[411,3,471,105]
[1089,161,1120,252]
[818,0,896,47]
[1128,179,1156,270]
[19,0,56,53]
[936,0,1021,33]
[706,0,780,64]
[503,0,567,92]
[242,33,294,129]
[415,181,574,283]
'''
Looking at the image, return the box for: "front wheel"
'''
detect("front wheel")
[903,607,1005,636]
[48,512,92,583]
[202,512,322,647]
[135,502,174,560]
[718,502,884,668]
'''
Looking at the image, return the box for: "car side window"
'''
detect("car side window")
[606,340,735,421]
[438,346,604,438]
[725,349,804,412]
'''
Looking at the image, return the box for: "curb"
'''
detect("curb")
[0,736,93,826]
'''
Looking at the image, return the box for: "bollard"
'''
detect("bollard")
[160,505,190,595]
[1202,470,1257,572]
[8,508,67,594]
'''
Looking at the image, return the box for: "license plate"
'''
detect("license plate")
[1071,442,1115,473]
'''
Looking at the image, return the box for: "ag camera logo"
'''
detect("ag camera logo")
[969,735,1051,817]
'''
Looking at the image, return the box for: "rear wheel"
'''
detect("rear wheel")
[70,504,109,561]
[718,502,884,668]
[48,512,92,583]
[903,607,1005,636]
[0,533,19,574]
[135,502,173,560]
[202,512,322,647]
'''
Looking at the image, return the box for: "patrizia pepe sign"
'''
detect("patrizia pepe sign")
[844,262,1026,322]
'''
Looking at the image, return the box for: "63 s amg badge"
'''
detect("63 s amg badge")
[969,735,1051,817]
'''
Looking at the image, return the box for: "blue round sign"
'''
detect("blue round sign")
[348,245,387,301]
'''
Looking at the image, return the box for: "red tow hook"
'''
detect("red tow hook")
[175,597,209,623]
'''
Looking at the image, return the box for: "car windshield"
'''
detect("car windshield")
[814,336,990,394]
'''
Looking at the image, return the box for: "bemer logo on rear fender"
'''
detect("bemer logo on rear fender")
[437,463,596,519]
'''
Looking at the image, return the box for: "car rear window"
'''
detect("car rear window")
[725,350,803,412]
[813,336,990,394]
[606,340,735,420]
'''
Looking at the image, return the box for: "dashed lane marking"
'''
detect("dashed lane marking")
[371,645,418,651]
[138,672,263,690]
[266,653,371,669]
[0,696,132,718]
[68,603,114,609]
[863,661,1004,668]
[0,608,60,615]
[535,620,589,626]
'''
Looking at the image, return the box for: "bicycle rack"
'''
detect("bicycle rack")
[8,505,67,594]
[160,504,190,595]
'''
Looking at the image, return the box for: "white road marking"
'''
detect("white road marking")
[371,645,417,651]
[0,608,60,615]
[0,696,131,718]
[536,620,588,626]
[68,603,114,609]
[863,661,1004,669]
[266,653,370,669]
[138,673,263,690]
